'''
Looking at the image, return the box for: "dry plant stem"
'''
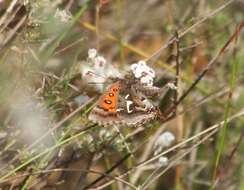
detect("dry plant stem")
[188,161,208,186]
[53,37,85,56]
[179,41,203,52]
[227,129,244,162]
[27,47,42,64]
[0,98,95,176]
[125,127,145,140]
[39,36,57,52]
[35,77,46,96]
[173,31,184,189]
[178,1,196,25]
[0,0,19,29]
[173,31,180,116]
[0,4,22,34]
[65,0,75,10]
[85,109,244,189]
[96,1,101,50]
[165,1,174,27]
[2,15,27,47]
[129,125,166,186]
[188,122,203,190]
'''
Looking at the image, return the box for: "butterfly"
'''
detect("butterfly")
[88,76,162,126]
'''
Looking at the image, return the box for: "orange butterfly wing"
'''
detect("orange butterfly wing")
[98,82,120,113]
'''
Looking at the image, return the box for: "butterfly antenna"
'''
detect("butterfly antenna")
[87,82,107,85]
[86,71,107,79]
[86,71,112,85]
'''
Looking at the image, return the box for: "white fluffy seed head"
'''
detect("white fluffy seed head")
[153,131,175,155]
[156,131,175,148]
[158,156,168,166]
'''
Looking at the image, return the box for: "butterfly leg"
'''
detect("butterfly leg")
[119,93,149,114]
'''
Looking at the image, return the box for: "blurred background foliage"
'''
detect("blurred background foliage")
[0,0,243,190]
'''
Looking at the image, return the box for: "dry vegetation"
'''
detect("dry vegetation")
[0,0,243,190]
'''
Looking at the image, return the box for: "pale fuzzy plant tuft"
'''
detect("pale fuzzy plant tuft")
[131,60,156,86]
[154,131,175,155]
[158,156,169,166]
[54,8,72,23]
[9,89,53,152]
